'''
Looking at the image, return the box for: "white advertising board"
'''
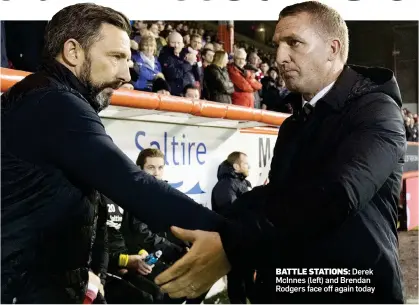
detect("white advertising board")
[103,118,278,209]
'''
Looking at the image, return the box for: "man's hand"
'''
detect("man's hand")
[154,226,231,299]
[127,254,153,276]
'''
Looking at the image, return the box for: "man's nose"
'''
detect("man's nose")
[118,62,131,84]
[276,43,290,65]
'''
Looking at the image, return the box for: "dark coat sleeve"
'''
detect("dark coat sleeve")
[219,93,407,270]
[90,194,109,286]
[211,179,238,216]
[35,91,226,238]
[122,212,186,263]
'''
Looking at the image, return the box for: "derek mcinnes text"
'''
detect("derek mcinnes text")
[276,268,373,276]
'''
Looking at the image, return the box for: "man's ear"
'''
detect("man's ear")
[233,163,240,172]
[61,39,84,67]
[328,38,341,61]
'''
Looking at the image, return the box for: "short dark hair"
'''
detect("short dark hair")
[201,48,214,57]
[183,84,199,96]
[136,148,165,168]
[43,3,131,60]
[226,152,246,166]
[279,1,349,62]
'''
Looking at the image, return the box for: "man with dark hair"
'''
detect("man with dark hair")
[201,48,215,68]
[104,149,185,304]
[156,1,406,303]
[123,148,207,304]
[1,3,229,303]
[211,152,253,304]
[182,84,200,99]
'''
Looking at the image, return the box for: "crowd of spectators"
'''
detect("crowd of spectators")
[1,20,418,139]
[126,20,292,113]
[402,108,419,142]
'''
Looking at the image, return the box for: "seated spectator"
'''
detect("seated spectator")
[203,50,234,104]
[228,48,262,108]
[201,48,215,68]
[183,84,200,99]
[152,77,171,95]
[132,35,163,92]
[158,32,195,96]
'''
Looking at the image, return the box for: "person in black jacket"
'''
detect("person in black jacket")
[211,152,251,216]
[89,193,109,304]
[1,4,229,303]
[103,194,164,304]
[122,148,207,304]
[211,152,253,304]
[203,50,234,104]
[158,32,195,96]
[155,2,406,304]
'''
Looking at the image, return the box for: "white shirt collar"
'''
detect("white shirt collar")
[302,81,335,107]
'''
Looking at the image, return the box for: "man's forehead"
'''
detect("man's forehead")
[273,13,312,42]
[97,23,130,48]
[145,157,165,165]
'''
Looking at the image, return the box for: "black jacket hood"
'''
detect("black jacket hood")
[347,65,402,107]
[217,160,245,181]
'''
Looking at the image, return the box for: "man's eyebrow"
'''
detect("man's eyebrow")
[276,33,304,42]
[107,51,129,58]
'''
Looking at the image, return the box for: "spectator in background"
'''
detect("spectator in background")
[203,50,234,104]
[261,71,292,113]
[260,61,270,76]
[148,22,166,55]
[190,34,203,52]
[228,48,262,108]
[183,84,200,99]
[405,113,418,142]
[190,34,204,91]
[198,28,205,37]
[201,48,215,68]
[132,36,163,92]
[182,24,189,35]
[132,21,148,43]
[204,42,214,51]
[157,21,165,32]
[159,32,194,96]
[152,77,171,95]
[175,23,183,32]
[213,40,223,51]
[245,52,263,109]
[183,34,190,46]
[164,23,173,32]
